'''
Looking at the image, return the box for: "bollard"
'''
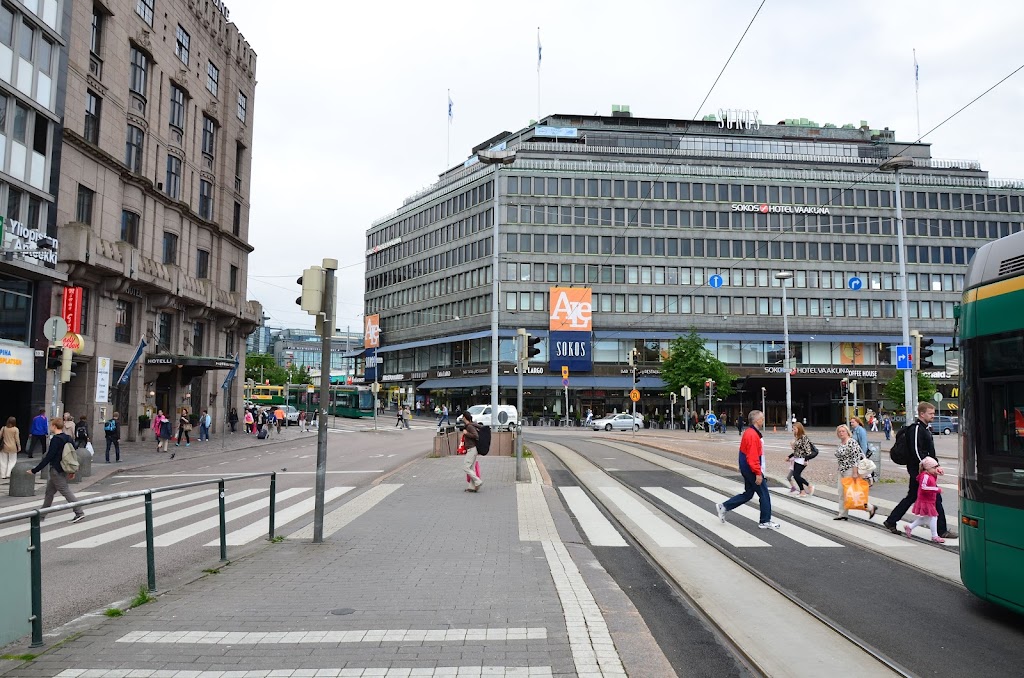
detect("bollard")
[218,479,227,562]
[70,447,91,483]
[268,472,276,540]
[144,491,157,592]
[28,513,43,647]
[9,461,37,496]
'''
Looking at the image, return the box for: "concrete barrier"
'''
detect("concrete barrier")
[70,447,91,483]
[432,430,516,457]
[9,461,36,496]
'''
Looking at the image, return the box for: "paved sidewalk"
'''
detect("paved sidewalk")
[1,457,672,677]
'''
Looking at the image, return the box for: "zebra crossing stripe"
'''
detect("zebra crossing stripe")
[209,486,352,546]
[0,491,188,542]
[137,488,308,548]
[116,627,548,644]
[557,487,626,547]
[0,492,98,517]
[642,487,771,547]
[60,488,265,549]
[595,486,694,548]
[288,484,401,540]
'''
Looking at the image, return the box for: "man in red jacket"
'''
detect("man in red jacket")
[717,410,780,529]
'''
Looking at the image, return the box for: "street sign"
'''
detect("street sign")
[933,392,944,403]
[562,377,569,387]
[895,344,913,370]
[709,274,724,288]
[42,316,68,344]
[629,389,640,402]
[561,365,569,379]
[706,413,718,427]
[848,277,863,291]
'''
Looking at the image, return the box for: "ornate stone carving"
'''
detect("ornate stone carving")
[135,29,152,50]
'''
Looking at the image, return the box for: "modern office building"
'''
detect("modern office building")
[54,0,260,436]
[0,0,69,437]
[271,327,361,379]
[363,108,1023,424]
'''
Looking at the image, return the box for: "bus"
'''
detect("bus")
[958,228,1024,615]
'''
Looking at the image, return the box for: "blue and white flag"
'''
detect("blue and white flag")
[116,338,148,386]
[537,27,542,72]
[914,49,919,92]
[447,90,453,123]
[221,356,239,390]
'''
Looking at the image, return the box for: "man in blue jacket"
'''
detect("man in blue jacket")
[27,418,85,523]
[27,409,48,458]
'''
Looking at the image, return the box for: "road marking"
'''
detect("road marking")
[643,487,770,547]
[56,669,552,677]
[518,483,561,542]
[0,492,99,517]
[0,491,186,540]
[209,487,352,546]
[558,487,626,547]
[116,627,547,644]
[117,472,384,477]
[596,486,694,548]
[288,484,401,540]
[60,488,265,549]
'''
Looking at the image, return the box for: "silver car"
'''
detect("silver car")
[592,413,642,431]
[273,405,300,425]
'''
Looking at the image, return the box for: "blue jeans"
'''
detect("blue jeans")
[199,425,209,441]
[723,452,772,523]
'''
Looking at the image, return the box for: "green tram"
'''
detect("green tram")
[244,383,374,418]
[959,229,1024,615]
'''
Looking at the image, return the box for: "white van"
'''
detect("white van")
[456,404,519,429]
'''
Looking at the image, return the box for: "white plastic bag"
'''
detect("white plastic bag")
[85,442,95,457]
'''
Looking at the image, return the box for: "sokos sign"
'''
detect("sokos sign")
[549,332,592,372]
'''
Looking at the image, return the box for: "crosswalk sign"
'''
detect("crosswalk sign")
[561,365,569,379]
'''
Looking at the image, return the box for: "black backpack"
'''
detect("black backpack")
[889,424,914,465]
[476,426,492,456]
[75,422,88,439]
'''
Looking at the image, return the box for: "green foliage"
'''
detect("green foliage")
[104,608,124,617]
[129,586,153,608]
[270,535,285,543]
[245,353,288,386]
[285,365,313,385]
[660,329,737,402]
[881,371,937,410]
[1,654,37,661]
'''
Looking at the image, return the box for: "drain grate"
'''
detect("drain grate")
[329,608,355,616]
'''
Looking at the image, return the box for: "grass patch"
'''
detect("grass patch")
[202,568,220,574]
[1,654,37,661]
[129,586,153,608]
[103,608,124,617]
[270,535,285,543]
[877,478,900,484]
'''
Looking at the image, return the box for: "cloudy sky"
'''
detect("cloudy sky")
[229,0,1024,335]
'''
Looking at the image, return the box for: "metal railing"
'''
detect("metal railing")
[0,472,277,648]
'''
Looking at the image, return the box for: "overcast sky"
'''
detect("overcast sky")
[229,0,1024,335]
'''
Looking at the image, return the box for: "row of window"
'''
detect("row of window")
[367,209,491,270]
[5,180,47,231]
[367,181,493,249]
[378,295,490,335]
[366,234,493,293]
[365,265,491,316]
[0,271,31,344]
[0,3,58,112]
[0,88,52,192]
[504,175,1024,214]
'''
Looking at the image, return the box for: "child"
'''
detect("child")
[904,456,945,543]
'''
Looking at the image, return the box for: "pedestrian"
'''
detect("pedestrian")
[883,415,892,441]
[311,409,319,429]
[902,456,946,543]
[63,411,74,430]
[229,407,238,434]
[403,405,411,429]
[199,409,211,442]
[788,422,815,497]
[1,416,21,479]
[103,411,121,463]
[691,411,698,432]
[152,410,171,453]
[438,404,450,427]
[883,402,957,538]
[585,408,594,427]
[298,410,306,432]
[274,407,285,433]
[27,408,47,458]
[870,415,879,432]
[833,424,876,521]
[74,415,90,450]
[736,414,746,436]
[244,408,254,434]
[849,416,869,459]
[461,411,482,492]
[396,407,405,429]
[27,417,85,523]
[716,410,780,529]
[175,408,191,448]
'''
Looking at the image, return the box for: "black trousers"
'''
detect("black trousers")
[793,462,810,491]
[888,462,947,534]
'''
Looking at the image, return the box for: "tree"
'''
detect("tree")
[285,364,312,385]
[881,371,936,411]
[660,329,737,405]
[245,353,288,386]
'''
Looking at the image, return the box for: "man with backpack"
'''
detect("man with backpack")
[883,402,957,539]
[104,412,121,463]
[27,418,85,523]
[74,416,90,450]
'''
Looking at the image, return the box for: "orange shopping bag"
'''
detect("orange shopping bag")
[842,476,870,510]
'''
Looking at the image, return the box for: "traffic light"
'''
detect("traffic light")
[296,266,324,315]
[633,369,640,386]
[840,378,849,396]
[849,380,858,399]
[46,346,62,370]
[59,347,73,383]
[526,335,542,360]
[919,336,935,370]
[628,348,638,367]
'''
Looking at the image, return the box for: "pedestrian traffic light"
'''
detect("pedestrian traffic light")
[46,346,62,370]
[296,266,324,315]
[633,369,640,386]
[840,378,849,396]
[918,336,935,370]
[59,347,73,383]
[526,335,542,360]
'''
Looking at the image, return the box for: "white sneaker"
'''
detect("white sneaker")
[716,503,726,523]
[758,521,781,530]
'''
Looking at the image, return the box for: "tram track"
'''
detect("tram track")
[532,437,917,678]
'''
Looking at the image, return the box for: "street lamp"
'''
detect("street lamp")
[879,156,916,415]
[477,149,517,430]
[775,270,794,432]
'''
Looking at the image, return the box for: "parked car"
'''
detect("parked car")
[455,404,519,429]
[271,405,300,426]
[592,413,643,432]
[931,415,959,435]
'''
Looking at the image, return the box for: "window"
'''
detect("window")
[76,185,95,225]
[114,299,133,344]
[196,248,209,279]
[169,85,186,129]
[199,179,213,219]
[234,142,244,188]
[206,61,219,96]
[91,6,103,54]
[0,6,12,50]
[162,232,178,265]
[125,124,144,172]
[229,265,238,292]
[165,155,181,199]
[157,311,173,352]
[18,20,32,61]
[232,201,241,236]
[129,46,148,95]
[192,322,204,355]
[135,0,154,25]
[201,115,215,156]
[120,210,140,245]
[237,91,247,122]
[84,91,101,143]
[174,24,189,65]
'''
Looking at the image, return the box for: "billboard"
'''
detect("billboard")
[549,287,592,332]
[549,331,592,372]
[62,286,83,334]
[364,314,380,348]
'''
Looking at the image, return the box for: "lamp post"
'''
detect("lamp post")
[775,271,794,432]
[880,156,916,417]
[477,149,517,432]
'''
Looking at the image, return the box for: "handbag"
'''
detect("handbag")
[84,442,95,457]
[456,435,467,455]
[841,476,870,510]
[183,422,193,432]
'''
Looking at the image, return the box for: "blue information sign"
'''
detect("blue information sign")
[848,276,863,291]
[895,344,913,370]
[709,274,724,289]
[706,413,718,427]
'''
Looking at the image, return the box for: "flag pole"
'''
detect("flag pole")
[536,27,541,121]
[446,89,451,173]
[914,49,920,138]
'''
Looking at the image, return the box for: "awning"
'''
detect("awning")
[417,375,665,390]
[145,354,237,385]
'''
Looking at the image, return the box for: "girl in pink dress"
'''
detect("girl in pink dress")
[904,456,945,543]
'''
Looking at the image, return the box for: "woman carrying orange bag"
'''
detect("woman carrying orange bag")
[834,424,877,521]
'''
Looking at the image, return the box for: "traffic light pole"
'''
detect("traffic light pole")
[312,258,337,545]
[631,365,637,441]
[515,332,524,482]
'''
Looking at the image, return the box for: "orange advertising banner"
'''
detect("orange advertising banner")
[549,287,592,332]
[839,342,864,365]
[364,314,380,348]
